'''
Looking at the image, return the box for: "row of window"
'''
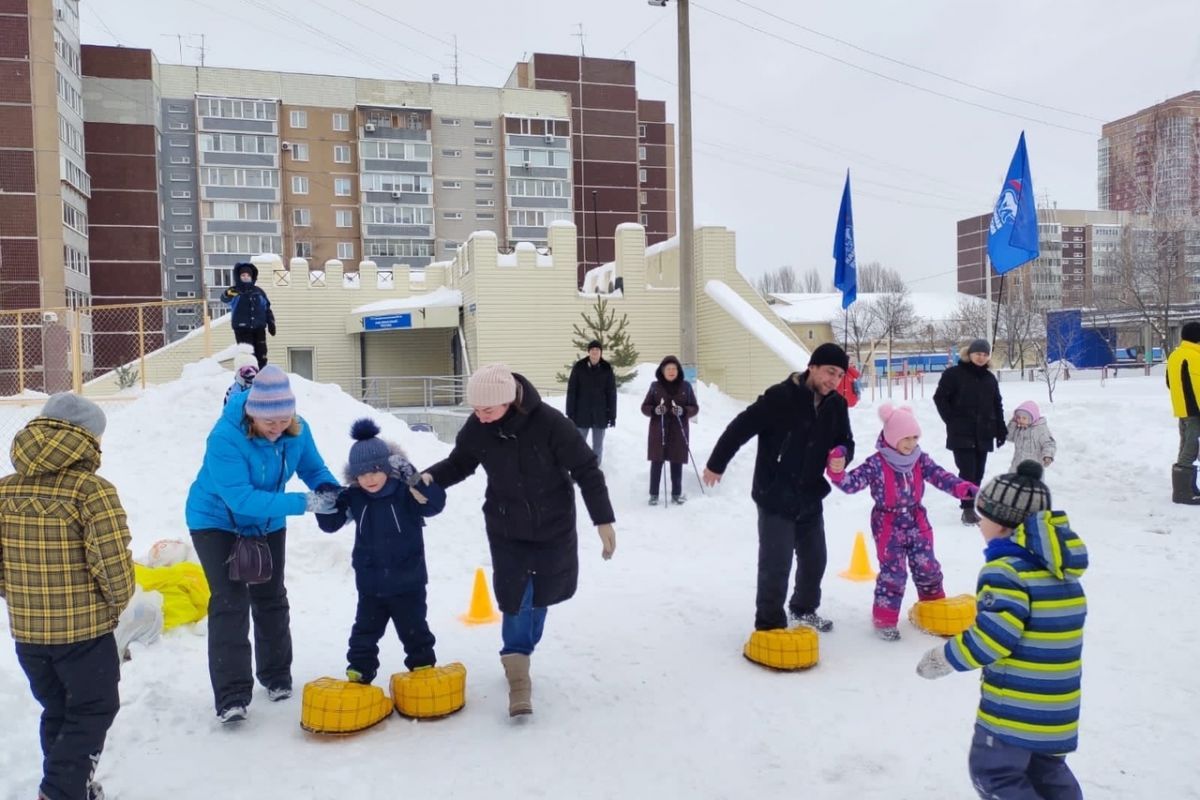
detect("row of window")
[508,210,572,227]
[197,98,277,121]
[442,149,495,160]
[364,206,433,225]
[203,234,282,254]
[64,244,89,276]
[288,110,351,131]
[58,114,84,156]
[291,208,355,228]
[55,70,83,116]
[361,173,431,193]
[363,239,434,258]
[291,242,357,260]
[204,201,279,221]
[200,167,280,188]
[505,148,569,168]
[60,155,91,197]
[507,178,569,198]
[290,176,353,196]
[199,133,278,155]
[441,118,494,129]
[360,141,432,162]
[62,201,87,234]
[54,31,81,77]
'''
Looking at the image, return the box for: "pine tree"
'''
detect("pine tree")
[555,296,640,385]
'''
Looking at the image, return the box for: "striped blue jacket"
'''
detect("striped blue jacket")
[944,510,1088,754]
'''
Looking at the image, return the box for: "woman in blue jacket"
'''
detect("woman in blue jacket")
[185,365,340,723]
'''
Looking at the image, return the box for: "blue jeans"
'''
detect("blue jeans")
[500,580,547,656]
[968,726,1082,800]
[577,426,606,463]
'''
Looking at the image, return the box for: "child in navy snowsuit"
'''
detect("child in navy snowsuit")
[222,262,275,369]
[317,419,446,683]
[827,403,977,640]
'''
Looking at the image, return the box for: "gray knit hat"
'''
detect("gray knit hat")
[347,418,392,478]
[976,460,1051,528]
[967,338,991,356]
[41,393,106,438]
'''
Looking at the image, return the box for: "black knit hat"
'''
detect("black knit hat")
[967,338,991,356]
[808,343,849,372]
[1182,322,1200,344]
[587,339,602,351]
[976,460,1052,528]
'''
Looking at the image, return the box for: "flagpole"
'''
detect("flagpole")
[992,274,1005,347]
[985,254,993,347]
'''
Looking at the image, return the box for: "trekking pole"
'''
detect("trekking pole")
[674,411,706,495]
[659,407,668,510]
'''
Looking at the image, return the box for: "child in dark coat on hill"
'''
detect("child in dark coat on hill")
[317,419,446,684]
[222,262,276,369]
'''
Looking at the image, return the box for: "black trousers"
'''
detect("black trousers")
[16,633,120,800]
[952,447,990,509]
[755,507,827,630]
[649,461,683,497]
[347,590,436,682]
[191,528,292,713]
[233,326,268,368]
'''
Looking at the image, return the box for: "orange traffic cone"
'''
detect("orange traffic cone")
[459,567,501,625]
[839,531,877,581]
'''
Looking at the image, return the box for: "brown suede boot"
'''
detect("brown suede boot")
[500,653,533,716]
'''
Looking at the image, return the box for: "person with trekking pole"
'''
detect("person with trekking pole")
[641,356,699,506]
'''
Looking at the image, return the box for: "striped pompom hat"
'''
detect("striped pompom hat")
[244,365,296,419]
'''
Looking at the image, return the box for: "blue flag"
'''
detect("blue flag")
[987,132,1039,274]
[832,171,856,309]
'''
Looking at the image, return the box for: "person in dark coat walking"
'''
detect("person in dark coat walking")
[317,418,446,684]
[641,355,699,505]
[566,339,617,464]
[422,363,616,717]
[703,343,855,633]
[934,339,1006,526]
[223,262,276,369]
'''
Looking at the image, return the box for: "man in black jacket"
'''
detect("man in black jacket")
[566,340,617,463]
[703,343,855,633]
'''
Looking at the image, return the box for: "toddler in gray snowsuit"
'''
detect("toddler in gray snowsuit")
[1006,400,1056,471]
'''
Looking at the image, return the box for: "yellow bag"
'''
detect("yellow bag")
[908,594,977,637]
[301,678,393,734]
[390,663,467,719]
[743,628,819,671]
[134,562,210,630]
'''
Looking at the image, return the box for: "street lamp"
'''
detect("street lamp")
[648,0,696,377]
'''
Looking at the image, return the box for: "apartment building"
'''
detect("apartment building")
[280,103,359,267]
[1099,91,1200,218]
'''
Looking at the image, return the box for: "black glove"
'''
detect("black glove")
[607,418,616,428]
[654,401,667,416]
[267,320,277,336]
[224,287,239,299]
[671,405,684,417]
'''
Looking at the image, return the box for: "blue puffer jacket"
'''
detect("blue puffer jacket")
[316,477,446,596]
[185,390,338,536]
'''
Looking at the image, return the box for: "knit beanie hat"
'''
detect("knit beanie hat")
[967,338,991,356]
[466,363,517,407]
[587,339,602,351]
[233,352,258,372]
[1014,400,1040,423]
[808,342,849,372]
[347,418,392,478]
[976,460,1052,528]
[1182,322,1200,344]
[244,365,295,419]
[878,402,921,448]
[41,392,106,438]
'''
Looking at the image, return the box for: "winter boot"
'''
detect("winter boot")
[875,626,901,641]
[267,685,292,702]
[218,704,247,724]
[791,611,834,632]
[961,507,980,525]
[500,653,533,717]
[648,495,659,506]
[1171,465,1200,505]
[671,494,687,505]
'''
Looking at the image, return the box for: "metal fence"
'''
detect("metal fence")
[356,375,466,411]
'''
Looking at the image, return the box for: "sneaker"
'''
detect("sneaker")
[792,611,834,632]
[961,507,980,526]
[671,494,687,505]
[267,686,292,702]
[345,669,368,684]
[218,705,247,724]
[648,495,659,506]
[875,626,901,641]
[87,782,106,800]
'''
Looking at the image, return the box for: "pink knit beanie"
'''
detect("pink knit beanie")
[878,402,921,448]
[466,363,517,407]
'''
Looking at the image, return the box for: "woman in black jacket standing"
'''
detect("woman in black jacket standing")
[933,339,1006,525]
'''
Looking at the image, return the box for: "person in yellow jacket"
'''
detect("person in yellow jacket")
[0,393,135,800]
[1166,321,1200,504]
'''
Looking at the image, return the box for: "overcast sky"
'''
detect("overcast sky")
[81,0,1200,292]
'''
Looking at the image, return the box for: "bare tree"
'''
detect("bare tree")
[833,300,882,366]
[996,292,1045,370]
[1030,315,1082,403]
[937,297,990,359]
[799,267,826,293]
[871,290,917,375]
[755,265,799,297]
[857,261,907,293]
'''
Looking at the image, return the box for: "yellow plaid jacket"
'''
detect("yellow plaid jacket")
[0,417,135,644]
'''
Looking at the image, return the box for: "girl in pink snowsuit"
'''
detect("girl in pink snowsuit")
[826,404,977,640]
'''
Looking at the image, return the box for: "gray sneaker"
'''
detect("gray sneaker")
[218,705,247,724]
[875,626,901,641]
[792,611,834,632]
[267,686,292,702]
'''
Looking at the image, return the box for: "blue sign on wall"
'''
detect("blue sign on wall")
[363,313,413,331]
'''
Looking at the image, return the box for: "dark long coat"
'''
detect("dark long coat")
[933,360,1006,452]
[641,357,699,464]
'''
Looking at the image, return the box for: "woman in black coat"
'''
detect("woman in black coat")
[641,355,699,505]
[933,338,1006,525]
[422,363,615,717]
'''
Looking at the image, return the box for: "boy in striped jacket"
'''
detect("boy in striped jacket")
[916,460,1087,800]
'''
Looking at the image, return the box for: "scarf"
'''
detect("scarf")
[876,434,920,475]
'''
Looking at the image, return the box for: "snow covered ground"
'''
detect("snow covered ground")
[0,362,1196,799]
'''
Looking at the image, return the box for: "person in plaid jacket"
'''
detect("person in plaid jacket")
[0,393,135,800]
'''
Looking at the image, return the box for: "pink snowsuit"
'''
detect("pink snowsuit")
[831,436,969,627]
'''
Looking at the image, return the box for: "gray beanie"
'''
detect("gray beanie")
[967,338,991,356]
[347,418,392,479]
[41,393,106,438]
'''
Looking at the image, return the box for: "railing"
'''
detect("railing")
[356,375,466,411]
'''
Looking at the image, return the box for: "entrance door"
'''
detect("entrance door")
[288,347,314,380]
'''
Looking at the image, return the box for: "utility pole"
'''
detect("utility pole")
[452,35,459,85]
[591,190,600,267]
[676,0,697,374]
[573,23,587,57]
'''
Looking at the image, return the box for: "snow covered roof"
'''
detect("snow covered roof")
[581,260,617,293]
[769,292,983,324]
[706,281,810,370]
[351,287,462,314]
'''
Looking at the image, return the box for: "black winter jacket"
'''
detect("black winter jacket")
[706,372,855,521]
[933,360,1006,452]
[424,374,615,613]
[223,264,276,332]
[566,357,617,429]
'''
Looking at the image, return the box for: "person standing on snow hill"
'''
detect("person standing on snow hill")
[421,364,616,718]
[185,365,341,724]
[826,403,977,641]
[223,262,276,369]
[1166,320,1200,504]
[0,393,135,800]
[917,460,1087,800]
[934,338,1006,526]
[566,339,617,464]
[316,418,447,685]
[641,355,699,505]
[224,352,259,407]
[702,342,855,633]
[1005,400,1056,472]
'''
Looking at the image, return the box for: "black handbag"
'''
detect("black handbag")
[227,535,273,584]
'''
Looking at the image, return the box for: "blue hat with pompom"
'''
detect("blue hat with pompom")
[347,418,391,478]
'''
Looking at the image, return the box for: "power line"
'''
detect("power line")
[340,0,511,77]
[618,15,667,57]
[84,1,123,46]
[726,0,1106,123]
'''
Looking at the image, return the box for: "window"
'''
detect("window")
[442,181,462,189]
[475,181,494,190]
[204,234,282,253]
[638,168,647,183]
[474,137,494,146]
[477,212,495,221]
[199,167,279,188]
[176,272,196,280]
[359,141,432,161]
[196,98,277,121]
[167,104,188,114]
[442,149,462,158]
[62,202,88,234]
[366,206,434,225]
[638,124,647,138]
[291,176,309,194]
[169,172,190,182]
[443,211,463,220]
[204,201,277,221]
[289,110,308,128]
[639,213,648,227]
[168,121,190,131]
[174,240,194,249]
[441,117,461,126]
[508,178,568,198]
[505,148,569,167]
[337,242,355,260]
[475,168,495,177]
[198,133,279,154]
[288,348,315,381]
[508,210,571,227]
[475,198,495,207]
[292,208,311,226]
[407,113,423,130]
[291,143,309,161]
[176,291,197,299]
[170,189,192,199]
[169,155,192,165]
[333,177,352,196]
[473,120,493,129]
[294,241,312,258]
[640,191,648,205]
[332,112,350,131]
[360,173,431,193]
[363,239,433,258]
[169,137,190,148]
[170,205,190,216]
[64,245,89,275]
[335,209,353,228]
[333,144,351,163]
[174,258,195,267]
[638,145,647,161]
[172,224,193,233]
[475,150,495,160]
